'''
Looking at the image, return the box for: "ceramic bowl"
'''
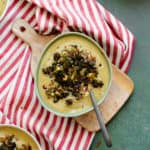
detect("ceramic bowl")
[0,124,41,149]
[35,32,112,117]
[0,0,9,21]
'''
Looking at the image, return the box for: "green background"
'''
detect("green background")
[90,0,150,150]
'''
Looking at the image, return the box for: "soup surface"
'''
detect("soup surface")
[38,34,111,114]
[0,0,7,16]
[0,126,39,150]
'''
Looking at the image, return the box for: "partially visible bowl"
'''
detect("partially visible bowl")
[0,0,9,21]
[0,124,41,150]
[35,32,112,117]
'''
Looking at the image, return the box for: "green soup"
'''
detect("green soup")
[0,0,7,16]
[37,33,112,116]
[0,126,40,150]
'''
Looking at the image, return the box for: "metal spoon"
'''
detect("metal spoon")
[89,90,112,147]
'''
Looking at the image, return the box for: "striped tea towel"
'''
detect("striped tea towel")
[0,0,135,150]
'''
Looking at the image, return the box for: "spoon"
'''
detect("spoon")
[89,90,112,147]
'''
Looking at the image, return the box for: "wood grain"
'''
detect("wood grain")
[12,19,134,132]
[74,65,134,131]
[12,19,57,76]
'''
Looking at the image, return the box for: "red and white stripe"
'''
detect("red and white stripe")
[0,0,135,150]
[0,112,10,124]
[97,3,135,72]
[29,0,135,72]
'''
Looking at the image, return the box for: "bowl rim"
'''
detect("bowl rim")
[0,124,41,150]
[0,0,9,21]
[35,32,112,117]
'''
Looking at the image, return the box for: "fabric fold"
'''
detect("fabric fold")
[28,0,135,73]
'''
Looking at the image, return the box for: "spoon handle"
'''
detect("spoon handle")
[89,90,112,147]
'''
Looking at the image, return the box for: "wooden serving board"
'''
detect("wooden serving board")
[12,19,134,132]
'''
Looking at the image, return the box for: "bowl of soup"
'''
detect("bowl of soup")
[35,32,112,117]
[0,0,9,21]
[0,124,41,150]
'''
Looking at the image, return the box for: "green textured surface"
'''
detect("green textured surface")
[90,0,150,150]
